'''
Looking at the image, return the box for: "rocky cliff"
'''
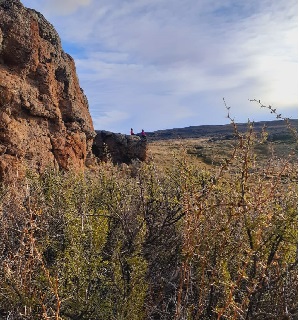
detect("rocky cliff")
[0,0,148,181]
[0,0,96,180]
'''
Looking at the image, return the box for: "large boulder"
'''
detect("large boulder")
[0,0,96,181]
[93,131,147,164]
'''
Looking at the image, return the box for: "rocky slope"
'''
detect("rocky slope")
[0,0,96,180]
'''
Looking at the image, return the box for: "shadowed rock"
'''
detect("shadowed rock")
[93,131,147,164]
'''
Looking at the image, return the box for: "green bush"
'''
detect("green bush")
[0,119,297,319]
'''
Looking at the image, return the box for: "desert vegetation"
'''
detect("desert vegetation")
[0,108,297,319]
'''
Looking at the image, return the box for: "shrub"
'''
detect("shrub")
[0,105,297,319]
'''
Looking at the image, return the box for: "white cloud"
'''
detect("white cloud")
[23,0,93,16]
[92,110,130,133]
[21,0,298,132]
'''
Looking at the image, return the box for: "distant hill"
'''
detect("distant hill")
[146,119,298,141]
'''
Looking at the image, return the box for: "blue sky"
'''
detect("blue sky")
[22,0,297,134]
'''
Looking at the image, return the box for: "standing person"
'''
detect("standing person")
[141,129,146,137]
[130,128,134,135]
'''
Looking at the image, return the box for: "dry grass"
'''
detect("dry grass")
[147,138,211,169]
[148,135,297,170]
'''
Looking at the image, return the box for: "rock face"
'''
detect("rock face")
[0,0,95,180]
[93,131,147,164]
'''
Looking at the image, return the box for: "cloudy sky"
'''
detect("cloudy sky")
[22,0,297,134]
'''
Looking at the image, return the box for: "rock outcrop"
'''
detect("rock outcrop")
[0,0,95,181]
[93,131,147,164]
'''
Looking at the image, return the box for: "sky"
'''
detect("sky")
[21,0,297,134]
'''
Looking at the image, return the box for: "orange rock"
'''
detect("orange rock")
[0,0,96,181]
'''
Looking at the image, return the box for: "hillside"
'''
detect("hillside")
[146,119,298,141]
[147,119,298,168]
